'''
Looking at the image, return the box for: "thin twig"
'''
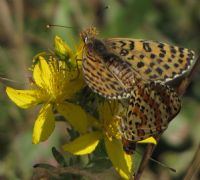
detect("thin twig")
[135,137,160,180]
[177,55,200,96]
[0,0,28,82]
[13,0,24,36]
[135,55,200,180]
[0,0,16,44]
[135,144,155,180]
[184,143,200,180]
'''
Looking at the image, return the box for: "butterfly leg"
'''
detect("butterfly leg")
[70,58,82,81]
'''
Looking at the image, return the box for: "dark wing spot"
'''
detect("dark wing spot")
[112,42,116,46]
[171,54,175,58]
[168,58,172,62]
[150,74,158,79]
[137,61,145,68]
[129,41,135,50]
[120,49,129,56]
[127,55,134,60]
[174,63,179,67]
[150,62,155,67]
[172,72,176,76]
[157,59,162,64]
[145,68,152,74]
[186,57,191,63]
[159,53,165,58]
[164,64,170,69]
[150,53,156,59]
[158,43,164,49]
[128,111,132,118]
[119,41,126,47]
[140,54,145,59]
[178,59,183,64]
[156,67,163,75]
[161,49,166,54]
[143,42,152,52]
[170,46,177,54]
[179,53,184,58]
[179,47,184,53]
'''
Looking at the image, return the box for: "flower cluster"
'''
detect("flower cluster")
[6,36,156,179]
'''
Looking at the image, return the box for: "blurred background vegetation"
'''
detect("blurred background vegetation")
[0,0,200,179]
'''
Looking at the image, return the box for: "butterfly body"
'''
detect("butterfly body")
[80,27,192,154]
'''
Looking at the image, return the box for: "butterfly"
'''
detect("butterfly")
[120,81,181,154]
[80,27,195,99]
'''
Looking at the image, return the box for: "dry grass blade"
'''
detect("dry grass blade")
[184,143,200,180]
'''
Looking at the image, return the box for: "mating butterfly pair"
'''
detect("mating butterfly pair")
[80,27,195,154]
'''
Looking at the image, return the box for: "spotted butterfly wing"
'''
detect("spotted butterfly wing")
[105,38,195,83]
[81,27,195,99]
[120,81,181,154]
[82,48,132,99]
[81,28,143,99]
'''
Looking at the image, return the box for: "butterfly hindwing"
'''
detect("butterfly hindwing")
[120,81,181,143]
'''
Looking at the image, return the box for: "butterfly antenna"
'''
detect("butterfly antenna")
[148,156,176,173]
[46,23,77,49]
[97,5,110,16]
[135,150,176,173]
[0,76,26,85]
[46,24,74,29]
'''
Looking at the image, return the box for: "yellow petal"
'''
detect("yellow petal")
[138,137,157,144]
[57,102,97,133]
[33,56,51,89]
[105,137,133,179]
[32,104,55,144]
[6,86,44,109]
[62,131,102,155]
[98,101,113,121]
[64,73,85,98]
[54,36,73,59]
[74,40,84,63]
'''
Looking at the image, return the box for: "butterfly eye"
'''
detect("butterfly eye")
[84,37,88,43]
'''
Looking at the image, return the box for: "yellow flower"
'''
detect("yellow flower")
[62,101,133,179]
[54,36,73,60]
[54,36,84,67]
[6,37,87,144]
[62,101,157,179]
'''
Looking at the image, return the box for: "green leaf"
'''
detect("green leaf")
[86,158,112,172]
[33,163,55,170]
[52,147,67,167]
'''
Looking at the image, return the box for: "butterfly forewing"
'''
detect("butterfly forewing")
[82,49,131,99]
[81,28,195,100]
[82,32,144,99]
[120,81,181,143]
[105,38,195,82]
